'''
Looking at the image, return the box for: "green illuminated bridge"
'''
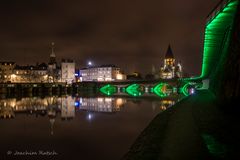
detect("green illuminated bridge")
[99,81,179,97]
[100,0,239,98]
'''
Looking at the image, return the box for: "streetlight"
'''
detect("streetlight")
[87,61,93,67]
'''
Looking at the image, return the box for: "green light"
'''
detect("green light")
[195,82,203,89]
[181,0,238,82]
[153,83,168,97]
[100,84,117,96]
[200,0,239,79]
[150,87,154,93]
[202,134,226,158]
[125,84,144,97]
[179,83,190,96]
[173,87,177,93]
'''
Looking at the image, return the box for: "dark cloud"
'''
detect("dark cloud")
[0,0,219,75]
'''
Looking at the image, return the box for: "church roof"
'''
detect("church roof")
[165,45,174,59]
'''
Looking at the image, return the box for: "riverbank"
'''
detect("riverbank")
[122,90,239,160]
[0,82,101,95]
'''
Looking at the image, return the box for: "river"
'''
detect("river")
[0,94,180,160]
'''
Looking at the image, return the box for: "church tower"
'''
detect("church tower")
[160,45,177,79]
[49,42,56,64]
[164,45,175,67]
[48,42,58,82]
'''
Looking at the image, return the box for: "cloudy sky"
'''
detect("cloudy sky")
[0,0,219,75]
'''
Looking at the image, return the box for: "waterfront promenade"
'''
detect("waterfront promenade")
[123,90,239,159]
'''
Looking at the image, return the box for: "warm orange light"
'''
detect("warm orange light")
[116,73,123,80]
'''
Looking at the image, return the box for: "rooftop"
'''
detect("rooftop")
[80,64,119,70]
[165,45,174,59]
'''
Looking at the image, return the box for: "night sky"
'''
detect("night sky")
[0,0,219,76]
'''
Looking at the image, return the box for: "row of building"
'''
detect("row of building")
[0,43,183,84]
[0,43,76,83]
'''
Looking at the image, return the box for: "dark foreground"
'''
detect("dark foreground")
[123,90,240,160]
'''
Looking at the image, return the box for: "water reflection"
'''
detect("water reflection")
[0,96,177,119]
[77,97,126,112]
[0,96,177,137]
[0,95,179,160]
[0,97,128,119]
[151,99,176,111]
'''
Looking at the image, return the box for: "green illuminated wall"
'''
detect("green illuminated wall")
[200,0,239,79]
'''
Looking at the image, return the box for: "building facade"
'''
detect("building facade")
[79,65,126,82]
[61,59,75,84]
[12,63,48,83]
[0,62,16,82]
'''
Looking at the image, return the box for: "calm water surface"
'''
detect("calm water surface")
[0,95,178,160]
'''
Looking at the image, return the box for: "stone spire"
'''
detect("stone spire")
[50,42,56,58]
[49,42,56,64]
[165,44,174,59]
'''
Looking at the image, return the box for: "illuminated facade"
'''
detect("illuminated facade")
[61,59,75,84]
[0,62,16,82]
[160,45,182,79]
[12,63,48,83]
[80,65,126,82]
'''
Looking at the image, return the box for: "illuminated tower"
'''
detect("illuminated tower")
[49,42,56,64]
[164,45,175,67]
[48,42,59,82]
[160,45,176,79]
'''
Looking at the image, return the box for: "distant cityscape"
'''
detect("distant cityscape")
[0,43,183,84]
